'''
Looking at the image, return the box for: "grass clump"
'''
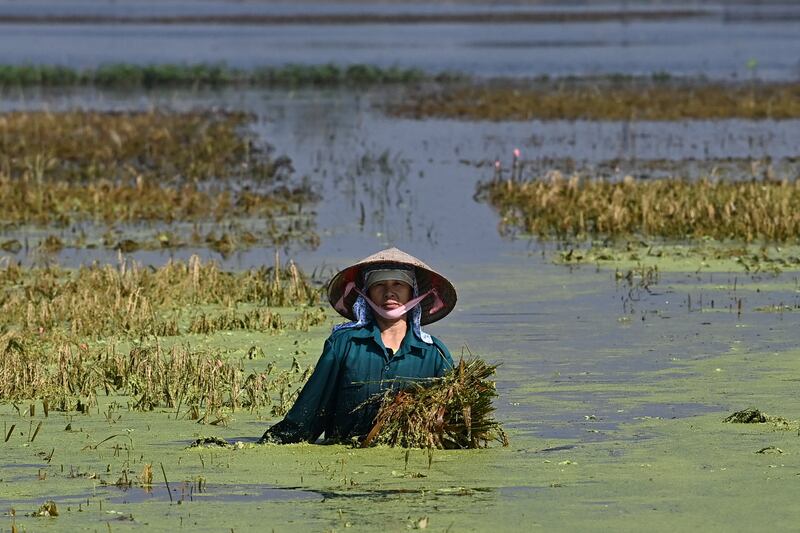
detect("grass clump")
[0,255,324,342]
[0,110,284,183]
[363,358,508,449]
[0,175,309,226]
[0,335,312,421]
[0,110,317,252]
[480,173,800,242]
[390,79,800,121]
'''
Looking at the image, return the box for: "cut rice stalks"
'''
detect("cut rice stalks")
[363,358,508,449]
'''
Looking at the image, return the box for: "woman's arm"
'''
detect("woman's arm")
[259,337,342,444]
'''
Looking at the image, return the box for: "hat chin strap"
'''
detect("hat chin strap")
[334,281,444,320]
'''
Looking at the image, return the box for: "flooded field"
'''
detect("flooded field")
[3,2,800,531]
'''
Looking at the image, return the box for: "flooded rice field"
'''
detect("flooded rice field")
[3,2,800,531]
[3,82,800,530]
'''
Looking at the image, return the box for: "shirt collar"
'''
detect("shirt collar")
[352,321,426,356]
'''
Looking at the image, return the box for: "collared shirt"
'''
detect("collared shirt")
[262,322,454,444]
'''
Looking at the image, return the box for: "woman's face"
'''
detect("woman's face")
[367,280,412,310]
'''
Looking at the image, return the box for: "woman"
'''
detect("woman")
[260,247,457,444]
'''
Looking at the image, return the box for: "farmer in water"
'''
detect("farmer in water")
[260,247,456,444]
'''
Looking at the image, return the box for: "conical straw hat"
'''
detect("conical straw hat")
[327,247,457,325]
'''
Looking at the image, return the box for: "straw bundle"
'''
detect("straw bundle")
[363,358,508,449]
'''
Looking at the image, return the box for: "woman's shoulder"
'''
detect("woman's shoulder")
[327,324,373,344]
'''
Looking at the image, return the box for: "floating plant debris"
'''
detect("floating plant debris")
[363,358,508,449]
[723,408,799,431]
[479,173,800,242]
[391,79,800,121]
[189,436,232,448]
[29,500,58,517]
[723,408,768,423]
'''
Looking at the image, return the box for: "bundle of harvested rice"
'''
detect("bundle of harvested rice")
[363,358,509,449]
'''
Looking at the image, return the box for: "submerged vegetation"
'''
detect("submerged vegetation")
[0,63,456,89]
[363,358,508,449]
[479,173,800,242]
[391,79,800,120]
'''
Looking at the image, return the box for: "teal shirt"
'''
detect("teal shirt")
[261,322,454,443]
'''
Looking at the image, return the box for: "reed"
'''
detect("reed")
[480,173,800,242]
[363,358,508,449]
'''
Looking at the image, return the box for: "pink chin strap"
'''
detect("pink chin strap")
[334,281,444,320]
